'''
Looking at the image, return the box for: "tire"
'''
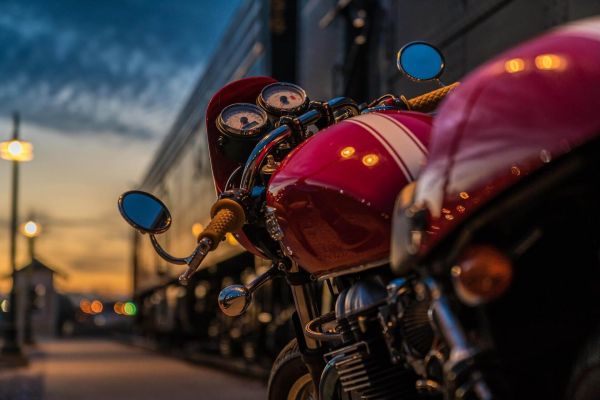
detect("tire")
[567,328,600,400]
[267,339,315,400]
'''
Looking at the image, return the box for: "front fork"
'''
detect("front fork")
[425,277,494,400]
[287,262,328,390]
[218,257,326,388]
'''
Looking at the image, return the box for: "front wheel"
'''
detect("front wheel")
[567,327,600,400]
[267,339,315,400]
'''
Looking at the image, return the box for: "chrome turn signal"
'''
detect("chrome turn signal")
[451,245,513,306]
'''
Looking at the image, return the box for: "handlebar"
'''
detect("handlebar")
[402,82,460,113]
[240,97,359,192]
[198,198,246,249]
[178,198,246,284]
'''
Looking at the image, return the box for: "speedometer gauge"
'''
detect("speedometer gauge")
[258,82,309,115]
[217,103,268,137]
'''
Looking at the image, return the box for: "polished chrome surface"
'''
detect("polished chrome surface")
[239,97,358,193]
[178,237,213,285]
[335,280,387,320]
[287,261,320,350]
[304,312,342,342]
[264,206,284,241]
[240,125,292,191]
[218,284,252,317]
[218,263,279,316]
[316,258,388,280]
[148,234,213,285]
[224,165,242,191]
[318,354,345,400]
[425,278,475,369]
[149,234,187,265]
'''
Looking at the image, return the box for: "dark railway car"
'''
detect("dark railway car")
[131,0,600,371]
[131,0,298,367]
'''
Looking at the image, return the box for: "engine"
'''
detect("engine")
[327,279,435,400]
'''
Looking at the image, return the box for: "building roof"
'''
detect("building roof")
[1,258,68,280]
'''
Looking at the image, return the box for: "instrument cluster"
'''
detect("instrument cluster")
[216,82,309,139]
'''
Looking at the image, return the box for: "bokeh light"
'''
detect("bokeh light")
[123,302,137,316]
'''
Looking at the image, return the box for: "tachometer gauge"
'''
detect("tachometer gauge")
[217,103,268,137]
[258,82,309,115]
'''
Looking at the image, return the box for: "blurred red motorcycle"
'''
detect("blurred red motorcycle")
[392,17,600,399]
[118,42,458,399]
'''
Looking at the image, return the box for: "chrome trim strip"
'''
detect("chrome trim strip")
[316,258,389,280]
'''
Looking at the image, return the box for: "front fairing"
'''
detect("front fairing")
[205,76,277,257]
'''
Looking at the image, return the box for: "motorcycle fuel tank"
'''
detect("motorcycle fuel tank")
[409,17,600,257]
[267,110,431,276]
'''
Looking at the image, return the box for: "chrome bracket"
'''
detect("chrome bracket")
[149,234,213,285]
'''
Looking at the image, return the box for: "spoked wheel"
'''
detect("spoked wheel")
[268,339,316,400]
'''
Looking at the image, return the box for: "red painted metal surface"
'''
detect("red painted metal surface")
[205,76,277,257]
[413,18,600,255]
[267,110,431,275]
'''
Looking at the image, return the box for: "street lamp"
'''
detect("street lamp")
[22,221,40,238]
[22,220,41,258]
[21,219,40,346]
[1,140,33,162]
[1,112,33,361]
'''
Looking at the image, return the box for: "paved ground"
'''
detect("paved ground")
[0,339,266,400]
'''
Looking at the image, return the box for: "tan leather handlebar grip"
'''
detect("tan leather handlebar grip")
[403,82,460,113]
[198,198,246,250]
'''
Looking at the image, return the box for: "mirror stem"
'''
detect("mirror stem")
[247,262,280,294]
[149,234,188,265]
[149,235,213,285]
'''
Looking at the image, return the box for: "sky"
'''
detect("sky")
[0,0,241,298]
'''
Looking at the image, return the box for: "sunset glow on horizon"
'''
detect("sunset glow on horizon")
[0,0,241,299]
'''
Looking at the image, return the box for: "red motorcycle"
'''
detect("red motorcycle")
[118,42,458,399]
[392,18,600,399]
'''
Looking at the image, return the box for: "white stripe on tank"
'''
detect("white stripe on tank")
[347,113,427,180]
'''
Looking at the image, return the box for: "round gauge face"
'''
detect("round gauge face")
[219,103,268,136]
[260,83,308,113]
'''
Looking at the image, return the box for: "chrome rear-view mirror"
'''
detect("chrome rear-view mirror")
[397,42,445,82]
[118,190,171,234]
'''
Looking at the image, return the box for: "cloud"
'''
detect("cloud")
[0,0,222,140]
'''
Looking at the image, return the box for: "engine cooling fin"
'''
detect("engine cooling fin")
[329,341,420,400]
[330,280,423,399]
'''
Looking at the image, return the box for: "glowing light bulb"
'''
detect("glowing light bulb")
[0,140,33,161]
[22,221,40,238]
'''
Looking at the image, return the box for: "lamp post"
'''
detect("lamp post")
[0,112,33,359]
[22,219,40,345]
